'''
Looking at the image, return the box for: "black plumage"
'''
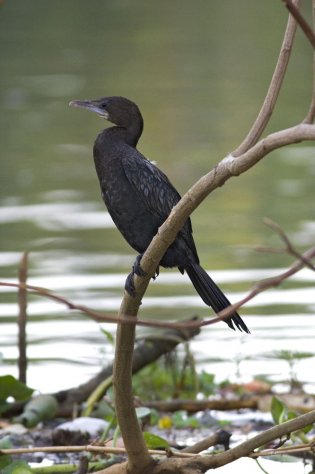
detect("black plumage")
[69,96,249,333]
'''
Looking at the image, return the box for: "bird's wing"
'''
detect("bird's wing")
[122,148,199,263]
[122,150,181,221]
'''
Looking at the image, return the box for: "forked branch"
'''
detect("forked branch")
[112,1,315,471]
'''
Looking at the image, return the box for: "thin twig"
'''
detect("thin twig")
[283,0,315,48]
[190,409,315,470]
[250,441,315,458]
[264,218,315,271]
[233,0,301,156]
[1,243,315,332]
[18,251,28,383]
[0,444,197,459]
[210,244,315,327]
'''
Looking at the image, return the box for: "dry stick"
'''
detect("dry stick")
[17,251,28,383]
[249,442,315,458]
[1,421,314,462]
[1,237,315,334]
[92,411,315,474]
[264,218,315,271]
[283,0,315,48]
[181,431,231,454]
[233,0,301,157]
[188,409,315,471]
[212,244,315,327]
[0,445,197,459]
[145,398,258,413]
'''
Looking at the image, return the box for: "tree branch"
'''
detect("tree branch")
[263,218,315,271]
[233,0,301,156]
[283,0,315,48]
[112,121,315,471]
[182,408,315,471]
[1,219,315,335]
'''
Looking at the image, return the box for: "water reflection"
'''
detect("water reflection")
[0,0,314,403]
[1,252,315,393]
[0,202,114,230]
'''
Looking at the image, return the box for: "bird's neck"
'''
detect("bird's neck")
[104,117,143,148]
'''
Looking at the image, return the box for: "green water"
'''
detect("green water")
[0,1,314,396]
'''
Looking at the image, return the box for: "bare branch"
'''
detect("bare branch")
[1,235,315,334]
[233,0,301,156]
[264,218,315,271]
[283,0,315,48]
[0,444,196,459]
[249,441,315,458]
[17,251,28,384]
[210,244,315,326]
[191,409,315,471]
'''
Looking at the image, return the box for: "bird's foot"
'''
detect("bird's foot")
[124,255,147,297]
[153,266,160,280]
[125,271,136,297]
[133,254,147,277]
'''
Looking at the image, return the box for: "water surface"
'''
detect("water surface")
[0,1,314,398]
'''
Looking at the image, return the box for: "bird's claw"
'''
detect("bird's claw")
[153,266,160,280]
[125,255,147,297]
[125,272,136,297]
[133,254,147,277]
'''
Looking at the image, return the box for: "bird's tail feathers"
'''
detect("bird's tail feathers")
[185,263,250,333]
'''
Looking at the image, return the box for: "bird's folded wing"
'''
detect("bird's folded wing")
[122,151,181,221]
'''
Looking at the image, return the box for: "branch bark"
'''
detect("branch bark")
[233,0,301,156]
[111,1,315,470]
[113,122,315,471]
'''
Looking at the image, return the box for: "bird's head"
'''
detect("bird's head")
[69,96,142,129]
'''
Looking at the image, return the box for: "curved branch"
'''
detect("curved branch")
[138,123,315,283]
[113,122,315,471]
[233,0,301,156]
[1,238,315,335]
[283,0,315,48]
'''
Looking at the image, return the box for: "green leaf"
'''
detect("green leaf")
[287,411,297,421]
[143,432,169,449]
[271,396,286,425]
[0,376,34,415]
[300,423,313,434]
[100,327,115,345]
[2,460,32,474]
[171,411,201,429]
[0,455,12,471]
[0,376,34,404]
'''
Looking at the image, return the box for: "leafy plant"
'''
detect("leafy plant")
[0,375,34,415]
[271,396,313,443]
[133,353,217,401]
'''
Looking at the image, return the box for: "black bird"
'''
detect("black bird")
[69,96,249,333]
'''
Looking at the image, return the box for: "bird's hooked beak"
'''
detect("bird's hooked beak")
[69,99,109,119]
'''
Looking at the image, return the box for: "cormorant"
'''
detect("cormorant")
[69,96,249,333]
